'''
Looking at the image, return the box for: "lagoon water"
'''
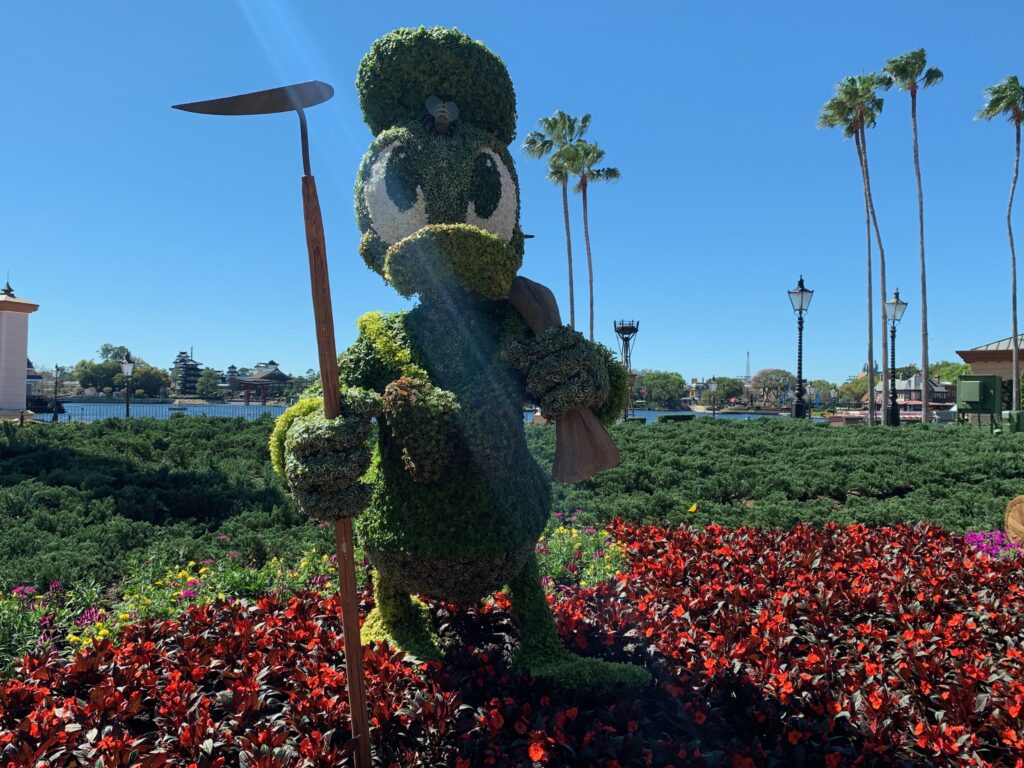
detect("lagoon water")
[50,403,813,426]
[51,402,286,423]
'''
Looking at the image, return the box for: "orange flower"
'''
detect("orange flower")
[528,740,547,762]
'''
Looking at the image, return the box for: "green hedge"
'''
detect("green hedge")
[3,417,1020,592]
[0,418,325,592]
[527,418,1024,532]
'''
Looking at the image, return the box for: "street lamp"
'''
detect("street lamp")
[709,377,719,419]
[788,275,813,418]
[884,289,908,427]
[120,353,135,419]
[830,387,838,413]
[52,365,63,423]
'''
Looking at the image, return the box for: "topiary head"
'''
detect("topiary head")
[355,27,524,301]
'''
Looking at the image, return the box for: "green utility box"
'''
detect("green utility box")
[1007,411,1024,433]
[956,374,1002,428]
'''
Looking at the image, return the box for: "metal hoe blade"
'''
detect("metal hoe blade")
[173,80,334,176]
[172,80,334,116]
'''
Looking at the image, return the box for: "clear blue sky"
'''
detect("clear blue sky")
[2,2,1022,384]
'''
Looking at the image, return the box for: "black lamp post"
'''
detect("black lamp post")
[830,387,838,414]
[709,377,718,419]
[788,276,814,418]
[120,353,135,419]
[52,365,63,423]
[884,289,908,427]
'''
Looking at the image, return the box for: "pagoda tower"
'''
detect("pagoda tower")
[0,282,39,415]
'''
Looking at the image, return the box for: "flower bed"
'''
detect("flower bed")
[2,521,1023,767]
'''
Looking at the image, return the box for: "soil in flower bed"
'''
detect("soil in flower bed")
[3,521,1023,767]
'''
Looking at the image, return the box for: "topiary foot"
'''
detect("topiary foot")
[516,648,651,701]
[361,572,442,662]
[509,555,650,701]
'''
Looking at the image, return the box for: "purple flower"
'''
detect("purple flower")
[74,607,102,627]
[554,511,563,518]
[584,527,598,535]
[217,534,231,542]
[10,585,36,599]
[186,579,203,589]
[38,613,54,628]
[309,574,329,588]
[199,558,215,565]
[226,551,239,559]
[536,543,549,555]
[180,589,198,599]
[48,581,62,592]
[566,562,578,574]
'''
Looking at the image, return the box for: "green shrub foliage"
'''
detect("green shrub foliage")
[527,418,1024,531]
[356,27,517,144]
[0,417,322,592]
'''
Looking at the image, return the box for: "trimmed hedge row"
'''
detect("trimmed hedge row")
[528,418,1024,532]
[2,416,1019,592]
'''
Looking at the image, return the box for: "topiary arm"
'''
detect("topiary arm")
[503,326,610,420]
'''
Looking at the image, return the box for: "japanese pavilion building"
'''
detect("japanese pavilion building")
[172,351,202,396]
[232,360,292,404]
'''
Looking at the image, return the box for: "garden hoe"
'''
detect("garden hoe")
[173,81,371,768]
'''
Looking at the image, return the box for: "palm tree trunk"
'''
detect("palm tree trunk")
[860,126,889,424]
[581,177,595,342]
[1010,120,1021,409]
[561,180,576,330]
[855,130,876,425]
[912,88,930,424]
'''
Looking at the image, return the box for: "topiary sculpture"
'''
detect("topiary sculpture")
[270,26,645,699]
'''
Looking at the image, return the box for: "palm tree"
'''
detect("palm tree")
[560,140,621,342]
[818,76,885,424]
[882,50,943,424]
[977,76,1024,409]
[522,111,591,329]
[849,74,892,424]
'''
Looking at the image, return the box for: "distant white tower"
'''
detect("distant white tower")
[0,282,39,415]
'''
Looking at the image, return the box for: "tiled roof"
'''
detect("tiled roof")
[971,334,1024,352]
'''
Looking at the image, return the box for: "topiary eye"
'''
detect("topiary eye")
[364,141,428,245]
[385,148,421,211]
[468,152,501,218]
[465,149,517,242]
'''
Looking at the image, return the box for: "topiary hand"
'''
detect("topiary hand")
[504,327,610,420]
[273,391,380,521]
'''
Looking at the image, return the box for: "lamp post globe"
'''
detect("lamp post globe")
[788,276,813,419]
[883,290,908,427]
[120,353,136,419]
[709,377,718,419]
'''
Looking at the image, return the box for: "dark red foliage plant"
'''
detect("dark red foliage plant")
[2,521,1023,767]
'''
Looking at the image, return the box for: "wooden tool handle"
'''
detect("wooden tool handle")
[509,277,621,484]
[301,175,371,768]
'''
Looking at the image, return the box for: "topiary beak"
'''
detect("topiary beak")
[383,223,522,300]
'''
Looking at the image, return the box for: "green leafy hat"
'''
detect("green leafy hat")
[356,27,517,145]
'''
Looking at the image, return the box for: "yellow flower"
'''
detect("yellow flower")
[199,567,209,575]
[687,503,698,513]
[177,570,189,579]
[187,560,196,567]
[97,629,109,638]
[119,613,130,620]
[67,634,80,643]
[218,592,226,601]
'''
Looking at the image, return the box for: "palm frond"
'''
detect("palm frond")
[977,76,1024,122]
[922,67,943,88]
[883,49,927,91]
